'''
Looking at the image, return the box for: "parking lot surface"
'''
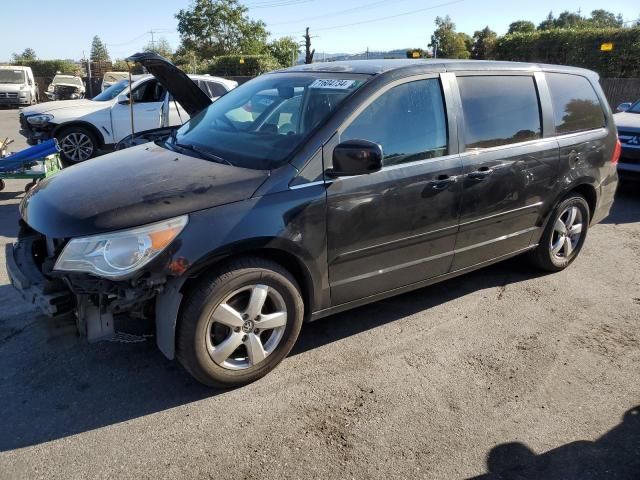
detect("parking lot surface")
[0,108,639,479]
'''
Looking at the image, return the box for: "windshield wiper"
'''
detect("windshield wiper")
[174,142,232,166]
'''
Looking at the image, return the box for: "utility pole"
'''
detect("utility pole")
[366,47,369,60]
[303,27,315,64]
[148,30,157,51]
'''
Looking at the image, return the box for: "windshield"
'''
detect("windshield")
[0,69,26,84]
[93,79,129,101]
[170,73,367,170]
[52,75,83,87]
[628,100,640,114]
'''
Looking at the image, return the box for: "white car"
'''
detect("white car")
[0,65,38,106]
[101,71,128,92]
[45,74,86,101]
[613,100,640,176]
[20,54,237,163]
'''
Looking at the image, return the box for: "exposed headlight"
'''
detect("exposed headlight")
[26,114,54,126]
[54,216,188,279]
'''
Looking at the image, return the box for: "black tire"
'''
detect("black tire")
[56,126,98,164]
[0,179,5,191]
[176,257,304,388]
[529,194,590,272]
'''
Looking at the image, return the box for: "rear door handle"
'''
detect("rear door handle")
[467,167,494,180]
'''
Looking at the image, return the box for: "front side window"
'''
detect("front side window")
[341,79,448,166]
[131,80,166,103]
[171,74,367,170]
[546,73,605,134]
[458,75,542,149]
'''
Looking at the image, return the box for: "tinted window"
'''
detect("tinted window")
[342,79,447,166]
[546,73,605,134]
[205,81,228,97]
[131,80,165,103]
[458,76,541,149]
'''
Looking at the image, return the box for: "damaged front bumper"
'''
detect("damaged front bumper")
[5,237,74,317]
[19,113,54,146]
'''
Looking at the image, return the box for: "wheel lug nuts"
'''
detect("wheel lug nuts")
[243,314,249,320]
[254,329,260,335]
[242,335,248,342]
[234,327,241,333]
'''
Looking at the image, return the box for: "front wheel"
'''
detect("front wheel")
[56,126,98,163]
[176,258,304,388]
[529,194,590,272]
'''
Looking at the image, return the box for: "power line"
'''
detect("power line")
[269,0,415,26]
[271,0,465,37]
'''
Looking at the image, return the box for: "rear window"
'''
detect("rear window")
[458,76,541,149]
[546,73,605,135]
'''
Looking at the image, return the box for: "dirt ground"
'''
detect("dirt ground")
[0,108,639,479]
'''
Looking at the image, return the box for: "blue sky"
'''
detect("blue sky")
[1,0,638,60]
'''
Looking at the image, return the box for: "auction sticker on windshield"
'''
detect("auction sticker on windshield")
[309,79,356,89]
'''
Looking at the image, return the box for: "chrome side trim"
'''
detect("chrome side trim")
[332,226,539,288]
[289,180,327,190]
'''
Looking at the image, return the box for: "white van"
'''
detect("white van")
[0,65,38,106]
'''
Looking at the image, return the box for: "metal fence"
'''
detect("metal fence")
[600,78,640,109]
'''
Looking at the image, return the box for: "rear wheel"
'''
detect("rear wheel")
[56,126,98,163]
[529,194,590,272]
[176,257,304,388]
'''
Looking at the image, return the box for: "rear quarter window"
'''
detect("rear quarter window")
[546,73,605,135]
[457,75,542,149]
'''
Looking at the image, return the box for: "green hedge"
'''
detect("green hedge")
[13,59,78,77]
[494,27,640,77]
[208,55,281,77]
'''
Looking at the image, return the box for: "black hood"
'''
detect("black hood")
[20,144,269,238]
[126,52,213,117]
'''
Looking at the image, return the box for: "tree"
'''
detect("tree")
[555,11,584,29]
[538,12,555,31]
[144,37,173,59]
[587,9,623,28]
[267,37,300,68]
[508,21,535,34]
[471,26,497,60]
[175,0,269,59]
[430,16,470,59]
[90,36,110,62]
[11,48,37,63]
[303,27,315,64]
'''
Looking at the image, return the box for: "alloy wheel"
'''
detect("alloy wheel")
[206,284,288,370]
[550,206,583,260]
[60,132,94,162]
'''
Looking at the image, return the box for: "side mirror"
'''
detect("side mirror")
[329,139,383,177]
[117,93,131,105]
[617,102,632,112]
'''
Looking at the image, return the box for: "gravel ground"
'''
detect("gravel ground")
[0,108,639,479]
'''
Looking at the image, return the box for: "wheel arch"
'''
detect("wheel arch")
[155,244,317,360]
[52,121,106,148]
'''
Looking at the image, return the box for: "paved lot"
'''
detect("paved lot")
[0,108,639,479]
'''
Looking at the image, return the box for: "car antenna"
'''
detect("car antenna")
[126,60,135,138]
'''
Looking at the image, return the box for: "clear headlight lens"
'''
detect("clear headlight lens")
[26,114,54,126]
[54,216,188,279]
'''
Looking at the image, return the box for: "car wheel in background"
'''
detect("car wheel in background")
[529,194,590,272]
[177,257,304,388]
[56,126,98,163]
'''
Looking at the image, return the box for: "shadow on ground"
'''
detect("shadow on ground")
[601,180,640,225]
[469,406,640,479]
[0,184,636,452]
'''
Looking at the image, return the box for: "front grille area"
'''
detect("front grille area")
[0,92,18,98]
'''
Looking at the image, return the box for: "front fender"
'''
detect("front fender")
[154,185,329,359]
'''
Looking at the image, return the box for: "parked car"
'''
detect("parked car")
[101,71,128,92]
[45,74,86,101]
[613,99,640,177]
[6,60,619,388]
[19,56,237,163]
[0,65,38,106]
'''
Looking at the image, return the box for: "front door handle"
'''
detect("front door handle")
[428,175,457,190]
[467,167,494,181]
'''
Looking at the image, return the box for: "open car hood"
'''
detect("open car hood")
[126,52,212,117]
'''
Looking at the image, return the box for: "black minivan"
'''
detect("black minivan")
[7,59,619,387]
